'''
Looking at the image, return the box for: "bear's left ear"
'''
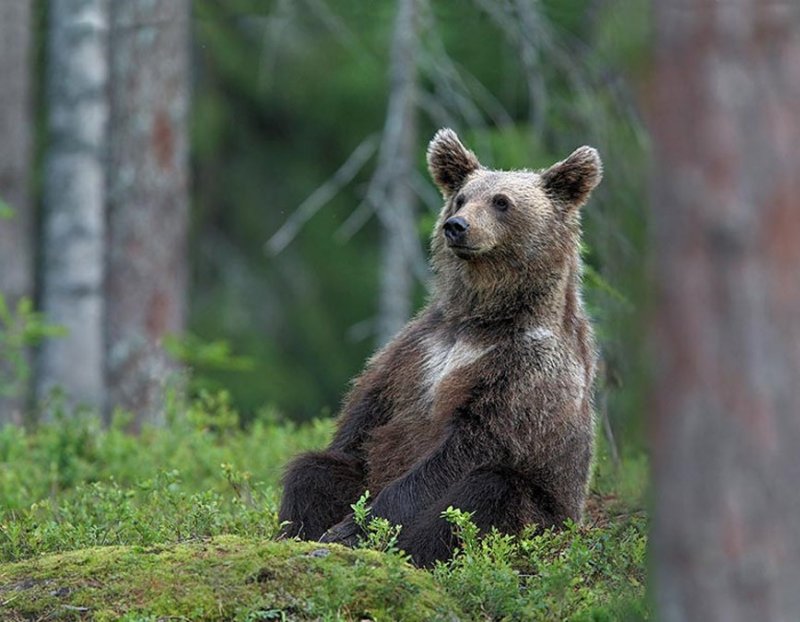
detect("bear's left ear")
[427,128,481,197]
[540,146,603,208]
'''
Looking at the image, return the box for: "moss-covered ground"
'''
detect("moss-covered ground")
[0,537,463,621]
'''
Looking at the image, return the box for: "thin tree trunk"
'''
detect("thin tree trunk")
[106,1,190,427]
[0,0,34,424]
[376,0,420,346]
[38,0,109,413]
[650,2,800,620]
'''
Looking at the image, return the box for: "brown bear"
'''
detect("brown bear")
[278,128,601,567]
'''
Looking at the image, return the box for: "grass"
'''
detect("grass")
[0,390,650,621]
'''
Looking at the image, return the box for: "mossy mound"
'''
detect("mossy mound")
[0,536,463,621]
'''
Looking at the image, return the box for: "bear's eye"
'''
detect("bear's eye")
[492,194,511,212]
[454,194,466,210]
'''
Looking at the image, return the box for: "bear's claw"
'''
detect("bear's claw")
[318,514,361,548]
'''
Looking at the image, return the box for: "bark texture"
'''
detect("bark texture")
[38,0,109,411]
[650,2,800,620]
[375,0,421,346]
[106,1,190,425]
[0,0,34,423]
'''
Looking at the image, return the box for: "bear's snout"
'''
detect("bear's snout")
[443,216,469,245]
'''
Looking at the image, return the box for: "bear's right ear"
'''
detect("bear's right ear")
[540,146,603,209]
[426,128,481,197]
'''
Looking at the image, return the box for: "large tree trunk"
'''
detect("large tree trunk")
[38,0,109,412]
[106,1,190,426]
[650,2,800,620]
[375,0,420,346]
[0,0,34,424]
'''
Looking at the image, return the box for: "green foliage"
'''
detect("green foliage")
[350,491,404,555]
[0,396,649,620]
[0,470,276,563]
[165,333,254,396]
[465,125,549,170]
[185,389,242,435]
[0,198,13,220]
[0,392,332,558]
[432,510,649,621]
[0,294,66,399]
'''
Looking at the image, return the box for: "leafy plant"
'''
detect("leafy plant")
[0,294,66,399]
[434,507,649,621]
[350,491,404,556]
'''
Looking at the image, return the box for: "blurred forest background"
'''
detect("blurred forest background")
[0,0,649,443]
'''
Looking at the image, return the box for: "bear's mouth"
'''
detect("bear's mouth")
[447,244,481,260]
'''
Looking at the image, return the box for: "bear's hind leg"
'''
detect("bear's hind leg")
[278,451,365,541]
[396,467,557,567]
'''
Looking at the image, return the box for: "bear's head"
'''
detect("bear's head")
[426,128,602,320]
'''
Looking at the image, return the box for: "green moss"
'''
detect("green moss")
[0,536,463,621]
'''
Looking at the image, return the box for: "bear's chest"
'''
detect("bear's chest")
[420,337,495,401]
[364,336,495,491]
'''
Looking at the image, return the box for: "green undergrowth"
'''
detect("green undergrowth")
[0,393,650,620]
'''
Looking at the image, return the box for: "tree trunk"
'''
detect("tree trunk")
[106,1,190,426]
[0,0,34,424]
[650,2,800,620]
[376,0,420,346]
[38,0,109,413]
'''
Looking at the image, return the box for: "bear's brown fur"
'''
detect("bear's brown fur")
[279,129,602,566]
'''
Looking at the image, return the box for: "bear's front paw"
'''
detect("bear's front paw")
[319,514,362,548]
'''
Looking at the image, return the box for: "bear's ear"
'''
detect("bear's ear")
[540,146,603,208]
[427,128,481,197]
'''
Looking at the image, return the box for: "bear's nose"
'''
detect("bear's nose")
[443,216,469,244]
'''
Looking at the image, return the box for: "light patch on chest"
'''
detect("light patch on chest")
[526,326,554,341]
[422,337,495,395]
